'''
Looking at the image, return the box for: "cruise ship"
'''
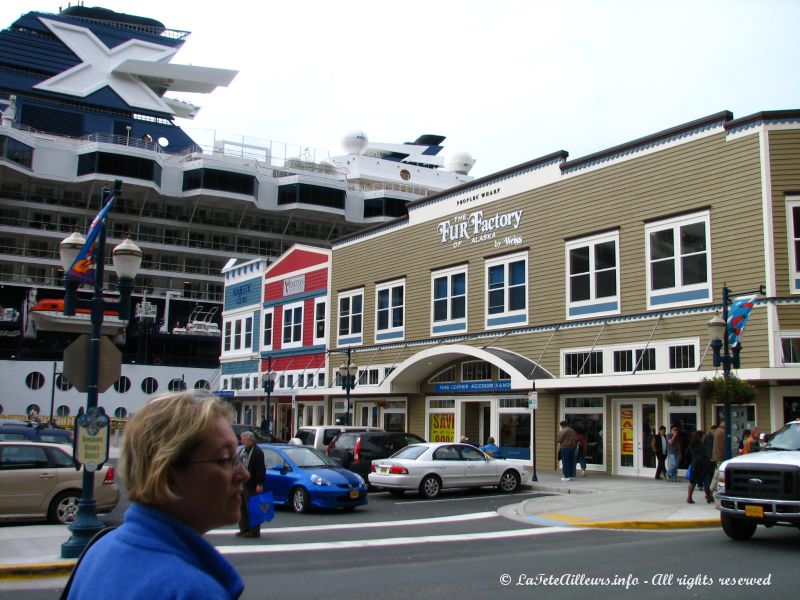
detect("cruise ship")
[0,5,475,419]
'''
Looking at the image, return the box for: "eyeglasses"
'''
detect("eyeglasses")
[186,454,244,470]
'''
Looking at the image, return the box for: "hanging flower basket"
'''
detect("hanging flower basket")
[662,390,684,404]
[375,398,387,408]
[698,375,756,405]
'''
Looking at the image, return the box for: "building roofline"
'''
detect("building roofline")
[561,110,733,172]
[725,109,800,131]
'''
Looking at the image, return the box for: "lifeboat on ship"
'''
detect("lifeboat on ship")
[29,299,128,335]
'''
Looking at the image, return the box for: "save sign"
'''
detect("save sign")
[430,413,454,442]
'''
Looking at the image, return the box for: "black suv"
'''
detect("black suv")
[231,424,285,444]
[328,431,426,479]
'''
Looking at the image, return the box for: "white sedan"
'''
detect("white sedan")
[368,442,525,498]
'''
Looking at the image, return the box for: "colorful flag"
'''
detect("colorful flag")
[728,294,757,347]
[66,196,115,284]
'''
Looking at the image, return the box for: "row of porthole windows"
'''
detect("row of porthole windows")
[24,372,211,395]
[19,403,130,419]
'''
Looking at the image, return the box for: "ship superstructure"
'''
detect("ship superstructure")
[0,6,474,418]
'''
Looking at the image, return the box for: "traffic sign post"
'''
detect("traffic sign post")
[528,389,538,482]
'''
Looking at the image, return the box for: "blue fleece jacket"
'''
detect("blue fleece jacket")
[67,502,244,600]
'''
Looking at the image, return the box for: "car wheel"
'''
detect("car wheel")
[388,489,406,497]
[419,475,441,499]
[48,490,80,524]
[498,470,520,493]
[291,487,310,513]
[720,513,757,541]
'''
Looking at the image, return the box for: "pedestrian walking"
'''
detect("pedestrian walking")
[651,425,668,480]
[480,436,501,457]
[64,391,248,600]
[702,425,716,494]
[743,426,761,454]
[666,425,681,481]
[557,420,578,481]
[237,431,266,538]
[710,420,727,490]
[575,427,587,476]
[686,430,713,504]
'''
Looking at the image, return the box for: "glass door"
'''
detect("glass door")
[616,400,657,476]
[359,403,379,427]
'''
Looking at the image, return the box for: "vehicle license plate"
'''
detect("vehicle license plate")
[379,466,389,473]
[349,490,359,499]
[744,504,764,518]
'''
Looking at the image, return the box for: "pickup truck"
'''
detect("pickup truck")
[716,419,800,540]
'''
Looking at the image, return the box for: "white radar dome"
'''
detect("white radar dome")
[341,131,369,155]
[445,151,475,175]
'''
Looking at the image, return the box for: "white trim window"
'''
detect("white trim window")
[431,265,467,335]
[785,197,800,293]
[375,279,405,342]
[781,332,800,364]
[281,301,303,349]
[262,308,274,351]
[222,314,253,355]
[645,211,711,308]
[485,251,528,328]
[566,231,620,319]
[338,289,363,345]
[314,298,326,346]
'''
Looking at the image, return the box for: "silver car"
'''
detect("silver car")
[0,441,119,524]
[369,442,525,498]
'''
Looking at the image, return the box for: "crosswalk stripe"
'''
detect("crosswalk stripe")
[207,511,498,535]
[217,527,580,555]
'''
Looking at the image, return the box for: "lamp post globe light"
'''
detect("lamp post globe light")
[338,348,357,425]
[58,182,142,558]
[262,356,277,434]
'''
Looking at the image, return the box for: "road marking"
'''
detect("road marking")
[208,511,499,535]
[397,490,540,505]
[535,513,591,524]
[217,527,581,555]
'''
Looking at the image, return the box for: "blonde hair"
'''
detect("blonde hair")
[120,391,232,506]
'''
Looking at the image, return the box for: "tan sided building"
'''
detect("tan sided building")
[327,109,800,478]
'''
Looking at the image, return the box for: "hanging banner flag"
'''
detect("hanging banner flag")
[728,294,758,347]
[66,196,115,284]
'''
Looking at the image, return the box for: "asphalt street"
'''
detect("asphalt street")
[1,487,796,599]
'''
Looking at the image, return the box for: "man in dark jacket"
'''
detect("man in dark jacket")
[651,425,668,480]
[237,431,266,538]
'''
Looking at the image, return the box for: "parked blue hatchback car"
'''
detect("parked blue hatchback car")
[259,444,368,513]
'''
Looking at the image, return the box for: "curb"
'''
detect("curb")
[573,518,720,530]
[0,561,75,581]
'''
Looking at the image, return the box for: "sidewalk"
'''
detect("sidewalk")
[0,469,719,580]
[506,468,720,529]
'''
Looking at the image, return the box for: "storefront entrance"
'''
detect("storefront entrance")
[614,399,657,477]
[358,402,379,427]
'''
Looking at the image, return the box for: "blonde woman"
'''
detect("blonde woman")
[66,392,249,599]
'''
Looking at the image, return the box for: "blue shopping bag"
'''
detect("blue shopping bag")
[248,491,274,527]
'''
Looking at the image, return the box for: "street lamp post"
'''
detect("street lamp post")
[262,356,277,434]
[58,182,142,558]
[707,284,764,461]
[337,348,357,425]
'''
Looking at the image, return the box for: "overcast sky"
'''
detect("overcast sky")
[7,1,800,177]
